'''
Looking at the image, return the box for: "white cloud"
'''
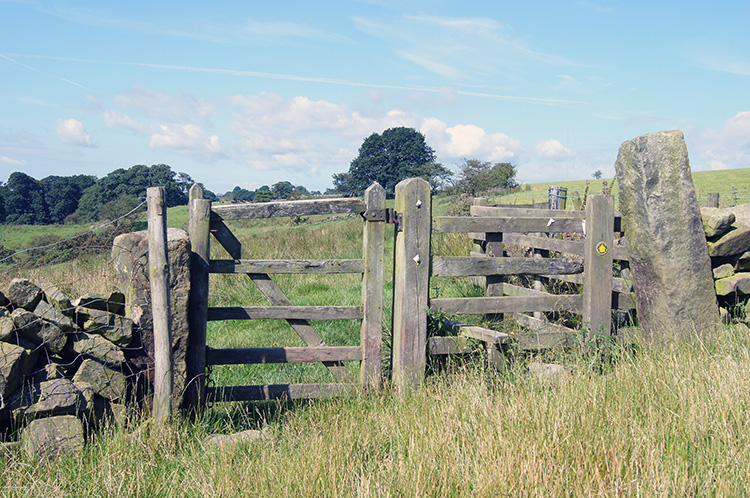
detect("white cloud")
[55,118,94,147]
[421,119,524,164]
[690,111,750,171]
[535,139,576,161]
[149,123,225,161]
[1,156,27,165]
[113,86,215,123]
[104,110,147,133]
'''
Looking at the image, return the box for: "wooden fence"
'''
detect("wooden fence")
[183,183,386,409]
[147,179,636,408]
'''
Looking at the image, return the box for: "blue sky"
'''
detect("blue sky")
[1,0,749,194]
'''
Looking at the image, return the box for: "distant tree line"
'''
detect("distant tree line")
[0,164,217,225]
[224,181,318,203]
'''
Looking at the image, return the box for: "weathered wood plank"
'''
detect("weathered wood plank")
[186,190,211,410]
[457,325,512,344]
[427,336,474,355]
[392,178,432,391]
[147,187,173,424]
[434,216,586,234]
[206,346,362,365]
[432,256,583,277]
[207,383,356,402]
[502,233,585,255]
[207,305,363,321]
[431,295,582,315]
[543,274,632,294]
[503,282,549,297]
[361,183,385,390]
[511,313,578,349]
[211,198,366,220]
[583,195,614,339]
[210,259,365,274]
[470,205,586,219]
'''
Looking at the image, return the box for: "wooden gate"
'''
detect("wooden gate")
[390,178,634,391]
[184,183,386,408]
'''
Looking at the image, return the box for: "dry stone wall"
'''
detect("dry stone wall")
[0,279,139,459]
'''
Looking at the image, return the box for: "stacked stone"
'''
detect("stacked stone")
[702,204,750,320]
[0,278,138,459]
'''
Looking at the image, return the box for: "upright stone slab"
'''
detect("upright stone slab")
[614,130,721,339]
[111,228,190,408]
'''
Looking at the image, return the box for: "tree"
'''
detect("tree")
[253,190,273,203]
[233,188,254,202]
[345,127,436,195]
[40,174,96,224]
[592,170,603,179]
[452,159,518,196]
[331,172,355,196]
[3,172,49,224]
[272,181,294,200]
[75,164,190,221]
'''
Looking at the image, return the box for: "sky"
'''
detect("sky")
[1,0,749,195]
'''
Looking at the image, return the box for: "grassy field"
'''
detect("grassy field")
[495,167,750,208]
[2,169,750,495]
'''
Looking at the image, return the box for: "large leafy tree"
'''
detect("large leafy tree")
[3,172,49,224]
[346,127,437,195]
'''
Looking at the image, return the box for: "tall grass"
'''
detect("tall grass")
[3,326,750,496]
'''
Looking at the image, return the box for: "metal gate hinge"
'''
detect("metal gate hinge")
[362,208,403,231]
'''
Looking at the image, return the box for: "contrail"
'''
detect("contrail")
[0,53,89,90]
[6,53,589,106]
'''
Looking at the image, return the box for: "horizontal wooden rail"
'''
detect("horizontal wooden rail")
[432,256,583,277]
[542,274,633,294]
[457,325,512,344]
[206,346,363,365]
[211,198,366,220]
[470,205,586,219]
[206,383,356,401]
[431,295,582,315]
[428,336,474,355]
[469,205,623,232]
[209,259,365,274]
[434,216,586,234]
[207,305,363,321]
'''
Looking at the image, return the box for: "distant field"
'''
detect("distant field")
[495,167,750,208]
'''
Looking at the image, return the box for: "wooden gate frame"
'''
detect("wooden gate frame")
[391,178,627,391]
[184,183,385,409]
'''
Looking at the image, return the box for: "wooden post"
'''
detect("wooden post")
[707,193,719,208]
[392,178,431,391]
[186,184,211,411]
[548,186,567,210]
[147,187,173,423]
[361,183,385,390]
[583,195,614,341]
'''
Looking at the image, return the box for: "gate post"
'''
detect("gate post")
[583,195,614,341]
[147,187,173,423]
[361,183,386,390]
[186,184,211,411]
[391,178,431,391]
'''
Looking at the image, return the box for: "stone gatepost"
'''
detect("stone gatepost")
[111,228,191,410]
[614,130,721,339]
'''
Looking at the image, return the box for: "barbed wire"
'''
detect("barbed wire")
[0,199,147,265]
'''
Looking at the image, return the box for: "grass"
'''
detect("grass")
[3,327,750,496]
[3,170,750,494]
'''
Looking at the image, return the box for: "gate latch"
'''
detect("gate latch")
[362,208,403,231]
